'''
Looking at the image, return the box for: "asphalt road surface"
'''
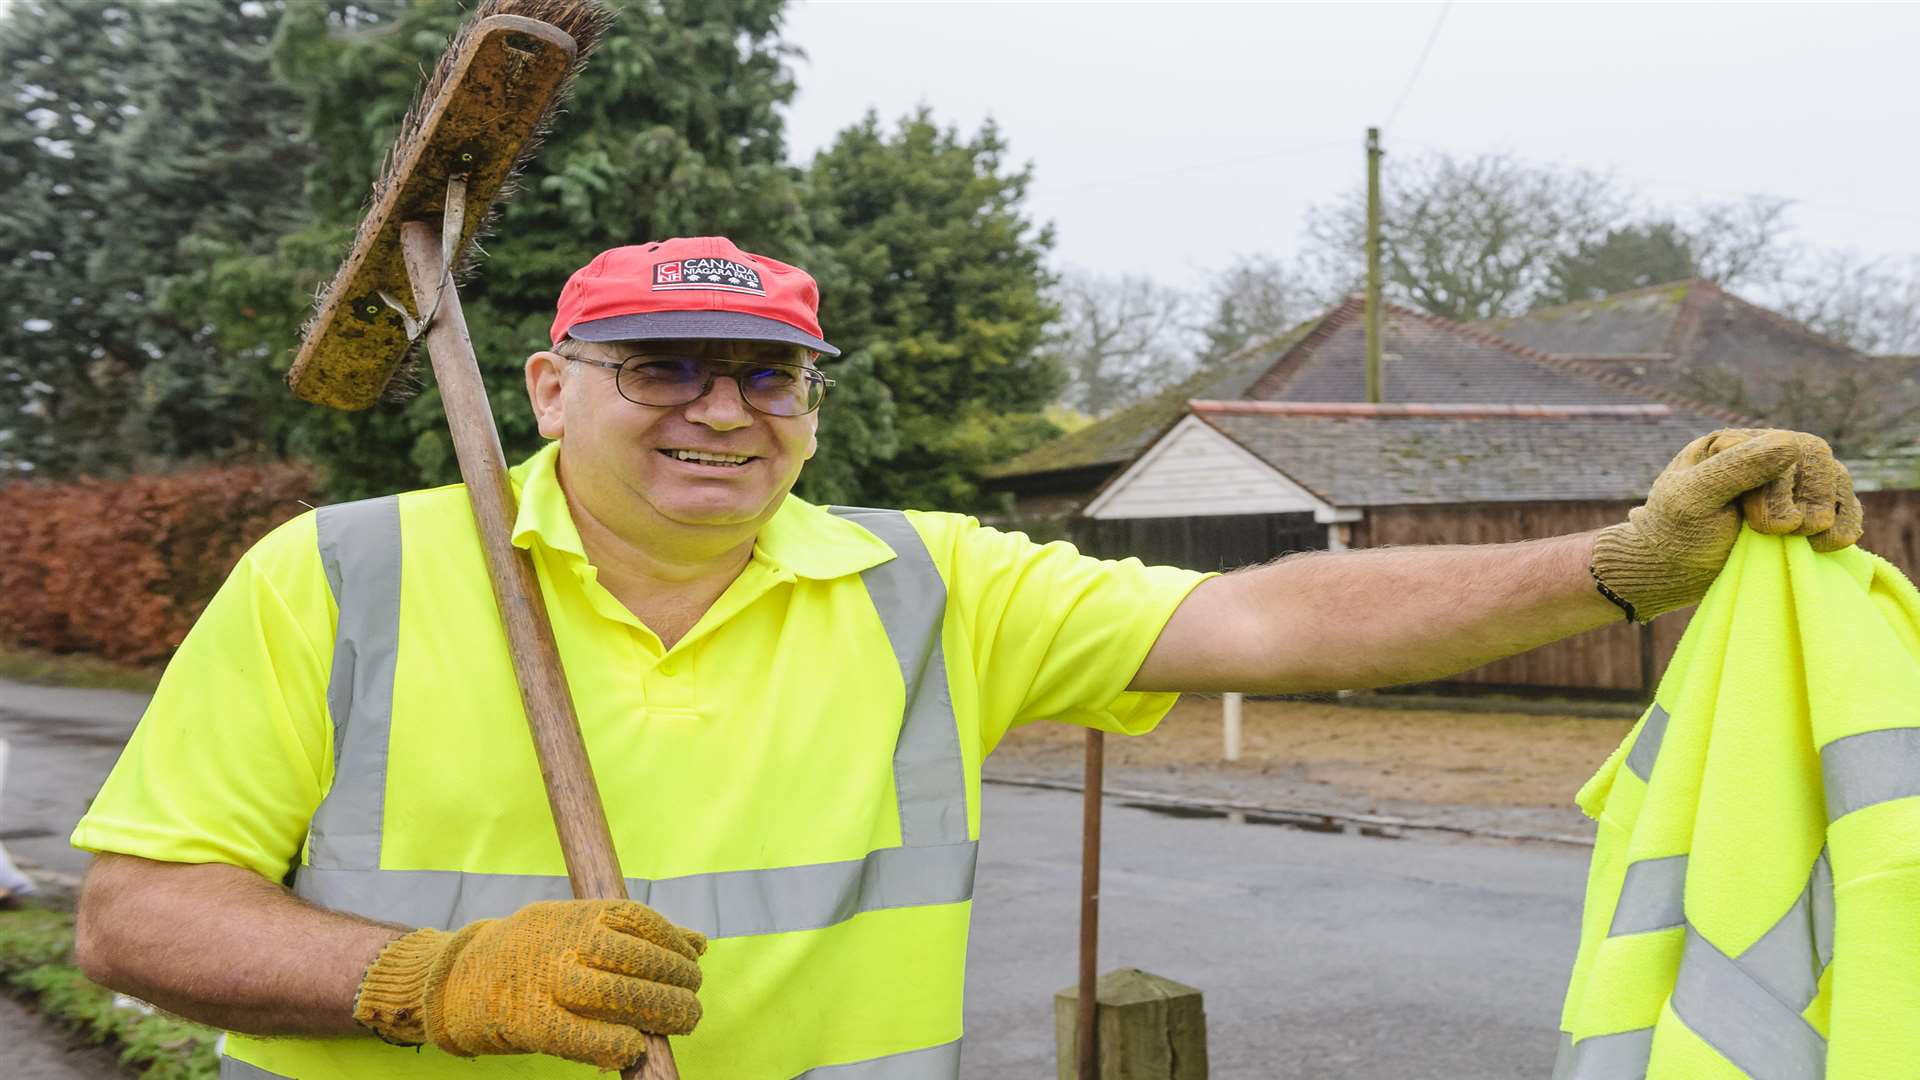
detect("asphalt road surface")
[0,678,1588,1078]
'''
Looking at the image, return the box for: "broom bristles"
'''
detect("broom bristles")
[300,0,614,404]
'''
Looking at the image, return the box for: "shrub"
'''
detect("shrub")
[0,463,315,664]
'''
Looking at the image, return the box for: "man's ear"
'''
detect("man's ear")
[526,351,569,439]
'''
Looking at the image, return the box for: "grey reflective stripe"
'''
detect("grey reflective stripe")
[1822,726,1920,821]
[828,507,969,847]
[1552,1028,1652,1080]
[293,501,974,949]
[296,840,978,940]
[1623,704,1670,782]
[1735,847,1832,1010]
[1669,927,1826,1080]
[309,496,402,872]
[1809,847,1834,971]
[1607,854,1687,936]
[793,1038,962,1079]
[219,1059,290,1079]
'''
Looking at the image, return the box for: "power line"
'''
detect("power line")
[1382,2,1452,131]
[1047,138,1352,193]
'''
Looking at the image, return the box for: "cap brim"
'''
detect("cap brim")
[566,311,840,358]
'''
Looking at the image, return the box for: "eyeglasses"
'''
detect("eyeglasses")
[570,354,836,417]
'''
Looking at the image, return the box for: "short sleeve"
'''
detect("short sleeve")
[910,512,1211,755]
[70,512,335,882]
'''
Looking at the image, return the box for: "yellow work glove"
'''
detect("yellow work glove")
[353,898,706,1071]
[1591,428,1864,621]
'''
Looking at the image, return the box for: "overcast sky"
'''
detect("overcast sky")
[781,1,1920,291]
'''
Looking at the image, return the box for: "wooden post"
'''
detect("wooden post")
[1056,968,1209,1079]
[1078,729,1104,1080]
[1364,126,1384,404]
[1221,693,1242,763]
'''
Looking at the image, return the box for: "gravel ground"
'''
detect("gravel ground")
[986,695,1637,842]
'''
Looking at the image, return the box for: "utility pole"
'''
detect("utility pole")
[1364,126,1384,404]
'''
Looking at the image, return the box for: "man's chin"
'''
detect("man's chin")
[649,490,782,529]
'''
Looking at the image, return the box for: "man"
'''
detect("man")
[70,237,1860,1078]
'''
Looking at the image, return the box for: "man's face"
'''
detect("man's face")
[528,338,821,535]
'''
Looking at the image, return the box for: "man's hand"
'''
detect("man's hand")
[354,898,706,1071]
[1591,428,1864,622]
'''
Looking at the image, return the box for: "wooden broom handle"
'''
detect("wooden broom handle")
[400,220,679,1080]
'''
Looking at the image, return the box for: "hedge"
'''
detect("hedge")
[0,463,316,665]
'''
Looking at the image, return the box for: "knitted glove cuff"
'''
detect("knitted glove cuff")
[1591,522,1712,623]
[352,927,450,1047]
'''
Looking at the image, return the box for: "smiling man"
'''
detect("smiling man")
[68,236,1861,1079]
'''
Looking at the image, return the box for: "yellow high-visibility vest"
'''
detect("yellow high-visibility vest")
[1557,530,1920,1078]
[74,442,1206,1079]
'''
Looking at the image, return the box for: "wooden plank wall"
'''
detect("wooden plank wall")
[1358,491,1920,693]
[1070,512,1325,572]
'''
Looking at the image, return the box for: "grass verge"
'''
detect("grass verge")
[0,648,162,694]
[0,902,219,1078]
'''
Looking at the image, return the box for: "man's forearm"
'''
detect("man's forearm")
[1135,531,1624,694]
[75,853,404,1036]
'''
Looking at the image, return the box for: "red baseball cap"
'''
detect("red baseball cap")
[549,236,839,357]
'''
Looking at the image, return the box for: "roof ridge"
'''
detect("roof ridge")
[1479,278,1708,324]
[1411,303,1761,426]
[1703,283,1869,358]
[1245,295,1366,398]
[1188,400,1676,419]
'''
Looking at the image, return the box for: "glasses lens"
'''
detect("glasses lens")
[615,355,825,415]
[616,356,708,407]
[738,365,819,417]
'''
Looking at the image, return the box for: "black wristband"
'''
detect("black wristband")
[1590,568,1638,623]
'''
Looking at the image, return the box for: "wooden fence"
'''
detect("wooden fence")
[1069,512,1325,570]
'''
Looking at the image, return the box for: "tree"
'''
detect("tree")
[0,0,303,475]
[180,0,813,499]
[1195,253,1313,363]
[801,109,1060,510]
[1541,222,1699,306]
[1301,152,1623,321]
[1047,271,1197,417]
[1300,150,1791,321]
[1774,252,1920,357]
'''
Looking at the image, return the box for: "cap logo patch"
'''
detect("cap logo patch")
[652,258,765,295]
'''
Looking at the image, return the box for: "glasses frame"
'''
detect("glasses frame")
[569,352,836,417]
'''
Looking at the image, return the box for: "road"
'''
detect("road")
[0,679,1587,1078]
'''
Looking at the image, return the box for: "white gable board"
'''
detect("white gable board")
[1084,416,1329,520]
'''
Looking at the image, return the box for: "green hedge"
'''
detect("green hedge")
[0,904,219,1078]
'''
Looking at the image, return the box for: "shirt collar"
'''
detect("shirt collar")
[508,440,895,581]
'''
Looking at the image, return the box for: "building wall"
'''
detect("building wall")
[1070,512,1325,573]
[1359,491,1920,694]
[1084,416,1323,520]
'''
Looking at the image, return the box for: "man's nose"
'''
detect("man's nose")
[682,372,755,430]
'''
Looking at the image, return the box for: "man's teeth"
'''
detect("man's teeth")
[668,450,752,466]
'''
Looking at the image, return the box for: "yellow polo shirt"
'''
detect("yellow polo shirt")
[74,440,1205,1076]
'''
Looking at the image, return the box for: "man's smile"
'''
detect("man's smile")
[659,448,758,469]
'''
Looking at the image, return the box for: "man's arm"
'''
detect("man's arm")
[74,852,402,1036]
[1131,531,1618,694]
[1131,428,1864,697]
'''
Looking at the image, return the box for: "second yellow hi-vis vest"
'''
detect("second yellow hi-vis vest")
[1556,530,1920,1079]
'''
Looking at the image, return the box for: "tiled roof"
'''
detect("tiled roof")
[1255,298,1660,406]
[1472,280,1879,409]
[1191,401,1727,507]
[989,293,1742,484]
